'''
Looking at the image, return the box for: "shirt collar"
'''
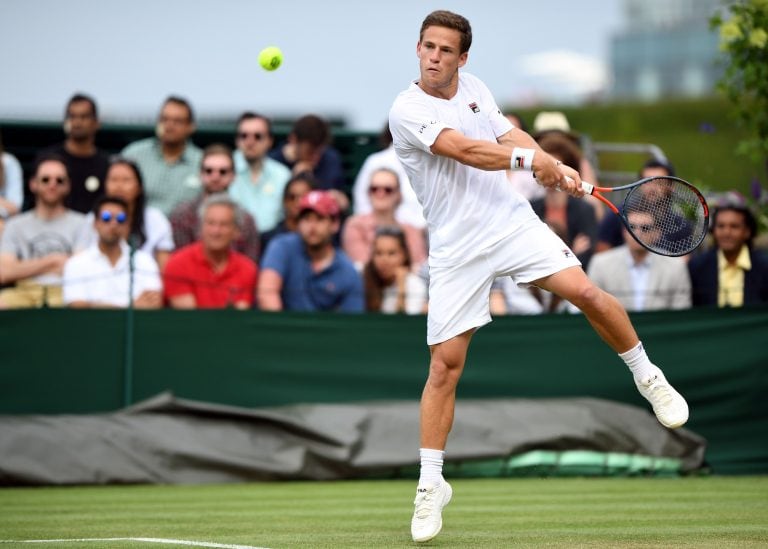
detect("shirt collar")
[718,245,752,271]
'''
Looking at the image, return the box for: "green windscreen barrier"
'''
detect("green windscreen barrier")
[1,307,766,474]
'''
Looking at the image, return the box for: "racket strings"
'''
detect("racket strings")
[623,178,708,256]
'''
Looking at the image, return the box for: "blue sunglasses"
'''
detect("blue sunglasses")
[100,211,127,224]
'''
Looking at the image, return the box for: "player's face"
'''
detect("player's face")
[200,153,235,194]
[201,204,239,253]
[372,235,406,281]
[417,26,467,97]
[713,209,751,255]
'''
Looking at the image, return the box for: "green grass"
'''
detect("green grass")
[1,477,767,548]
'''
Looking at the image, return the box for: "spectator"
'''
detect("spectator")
[0,155,88,308]
[588,210,691,311]
[529,132,598,267]
[352,123,426,229]
[363,226,427,314]
[0,130,23,233]
[37,93,110,213]
[121,96,203,215]
[163,194,258,309]
[269,114,348,210]
[260,171,315,255]
[62,196,162,308]
[86,157,174,270]
[170,143,260,263]
[596,159,676,253]
[688,204,768,307]
[342,167,427,272]
[259,190,363,312]
[228,112,292,233]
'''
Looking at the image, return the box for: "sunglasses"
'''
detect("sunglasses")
[100,211,128,224]
[38,175,67,186]
[237,132,266,141]
[202,167,232,176]
[369,185,397,195]
[629,223,657,233]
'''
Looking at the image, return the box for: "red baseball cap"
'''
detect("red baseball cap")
[298,190,340,218]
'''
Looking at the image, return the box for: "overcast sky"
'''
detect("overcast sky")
[0,0,623,130]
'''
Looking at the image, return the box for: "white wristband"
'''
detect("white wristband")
[511,147,535,171]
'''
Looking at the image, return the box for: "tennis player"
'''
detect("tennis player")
[388,10,690,543]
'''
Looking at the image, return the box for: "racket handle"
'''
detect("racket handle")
[564,176,595,195]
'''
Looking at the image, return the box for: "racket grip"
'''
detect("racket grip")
[581,181,594,195]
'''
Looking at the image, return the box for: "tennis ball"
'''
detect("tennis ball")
[259,46,283,71]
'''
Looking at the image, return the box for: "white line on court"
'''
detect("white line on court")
[0,538,270,549]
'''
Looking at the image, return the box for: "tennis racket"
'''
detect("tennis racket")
[581,176,709,257]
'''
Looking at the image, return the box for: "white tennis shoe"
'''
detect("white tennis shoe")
[411,480,452,543]
[636,372,689,428]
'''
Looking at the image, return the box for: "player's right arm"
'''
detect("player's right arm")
[431,128,581,193]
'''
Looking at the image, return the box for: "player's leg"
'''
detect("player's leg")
[534,266,689,428]
[412,255,494,543]
[421,329,474,451]
[411,330,472,543]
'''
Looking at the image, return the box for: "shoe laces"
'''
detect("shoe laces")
[414,487,437,519]
[642,375,674,407]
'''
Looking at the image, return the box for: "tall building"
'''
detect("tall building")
[610,0,724,101]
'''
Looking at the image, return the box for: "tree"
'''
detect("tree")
[711,0,768,230]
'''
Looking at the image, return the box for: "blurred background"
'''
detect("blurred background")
[0,0,765,204]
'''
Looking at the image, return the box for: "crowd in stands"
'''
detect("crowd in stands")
[1,93,767,312]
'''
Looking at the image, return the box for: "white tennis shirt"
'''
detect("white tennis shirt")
[389,72,538,267]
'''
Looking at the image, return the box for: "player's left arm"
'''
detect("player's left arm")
[497,127,583,195]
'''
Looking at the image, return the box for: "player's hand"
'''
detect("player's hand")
[558,165,585,198]
[531,155,562,189]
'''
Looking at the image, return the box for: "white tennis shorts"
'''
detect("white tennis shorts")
[426,218,581,345]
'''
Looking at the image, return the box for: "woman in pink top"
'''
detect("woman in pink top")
[342,167,427,271]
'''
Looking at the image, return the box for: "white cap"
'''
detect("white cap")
[532,111,571,134]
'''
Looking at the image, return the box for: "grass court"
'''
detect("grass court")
[1,476,767,548]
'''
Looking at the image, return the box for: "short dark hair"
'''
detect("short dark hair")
[237,111,273,137]
[712,205,758,247]
[640,158,676,178]
[420,10,472,53]
[292,114,331,147]
[162,95,195,123]
[93,195,128,216]
[283,171,316,200]
[65,93,98,119]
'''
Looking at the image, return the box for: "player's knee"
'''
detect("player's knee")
[572,282,608,313]
[427,358,462,390]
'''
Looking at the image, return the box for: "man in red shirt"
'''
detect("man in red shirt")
[163,194,257,309]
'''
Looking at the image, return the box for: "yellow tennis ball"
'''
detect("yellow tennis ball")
[259,46,283,71]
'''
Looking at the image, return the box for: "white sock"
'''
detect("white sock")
[418,448,444,487]
[619,341,662,382]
